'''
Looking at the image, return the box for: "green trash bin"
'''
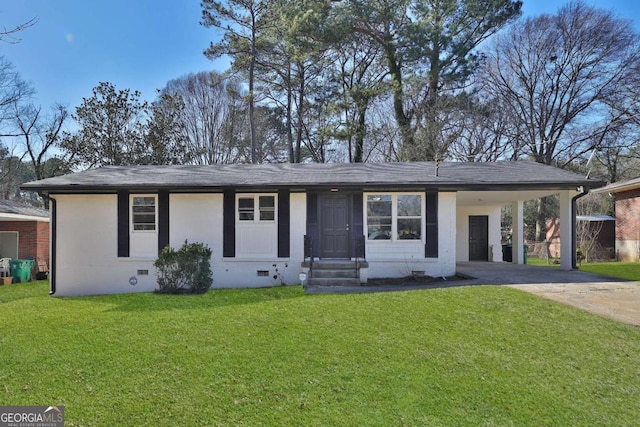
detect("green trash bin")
[9,259,34,283]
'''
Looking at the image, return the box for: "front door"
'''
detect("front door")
[320,194,350,258]
[469,215,489,261]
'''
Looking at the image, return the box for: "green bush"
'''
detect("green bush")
[154,241,213,294]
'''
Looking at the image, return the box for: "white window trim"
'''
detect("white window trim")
[364,192,425,242]
[130,194,158,233]
[236,193,278,224]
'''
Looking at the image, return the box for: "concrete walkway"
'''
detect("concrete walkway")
[307,262,640,326]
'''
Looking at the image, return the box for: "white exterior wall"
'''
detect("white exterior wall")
[53,194,158,296]
[365,192,457,278]
[169,193,221,257]
[215,192,306,288]
[52,193,308,296]
[456,205,502,262]
[53,190,465,295]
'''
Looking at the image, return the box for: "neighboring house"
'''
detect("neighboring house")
[545,215,615,259]
[21,161,604,296]
[594,177,640,261]
[0,199,50,263]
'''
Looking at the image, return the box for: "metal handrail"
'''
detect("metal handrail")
[303,235,313,278]
[354,235,366,279]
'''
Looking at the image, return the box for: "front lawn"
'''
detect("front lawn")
[0,281,638,426]
[526,258,640,281]
[577,261,640,281]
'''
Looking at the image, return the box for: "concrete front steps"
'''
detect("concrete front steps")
[304,260,368,287]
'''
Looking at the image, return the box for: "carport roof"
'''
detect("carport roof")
[21,160,605,194]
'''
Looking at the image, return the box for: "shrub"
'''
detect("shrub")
[154,241,213,294]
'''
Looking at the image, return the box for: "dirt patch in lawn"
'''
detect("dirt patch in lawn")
[509,282,640,326]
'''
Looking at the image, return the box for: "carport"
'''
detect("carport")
[456,188,586,270]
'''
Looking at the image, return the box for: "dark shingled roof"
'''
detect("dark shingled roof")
[0,199,49,218]
[21,161,605,193]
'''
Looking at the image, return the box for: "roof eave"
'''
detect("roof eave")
[23,180,605,195]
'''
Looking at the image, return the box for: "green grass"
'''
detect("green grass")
[527,258,640,281]
[1,281,638,426]
[525,257,560,267]
[577,261,640,281]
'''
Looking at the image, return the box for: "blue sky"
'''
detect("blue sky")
[2,0,640,112]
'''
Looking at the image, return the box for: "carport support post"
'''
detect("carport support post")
[560,190,573,270]
[511,200,524,264]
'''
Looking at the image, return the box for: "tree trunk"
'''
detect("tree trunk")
[385,44,414,159]
[353,108,366,163]
[535,198,547,242]
[286,64,294,163]
[249,10,258,164]
[294,64,305,163]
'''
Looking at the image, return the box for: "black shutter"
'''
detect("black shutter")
[223,190,236,257]
[278,190,290,257]
[158,191,170,252]
[352,193,365,257]
[117,191,130,258]
[425,192,438,258]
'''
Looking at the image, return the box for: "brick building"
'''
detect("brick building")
[594,178,640,261]
[545,215,615,260]
[0,200,50,264]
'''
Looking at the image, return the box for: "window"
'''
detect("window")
[238,197,255,221]
[132,196,156,231]
[366,193,422,241]
[237,195,276,222]
[259,196,275,221]
[397,195,421,240]
[367,195,392,240]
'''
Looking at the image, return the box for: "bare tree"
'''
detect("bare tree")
[576,193,612,263]
[12,103,68,181]
[0,56,33,134]
[0,16,37,44]
[160,72,246,165]
[482,1,640,240]
[484,1,640,166]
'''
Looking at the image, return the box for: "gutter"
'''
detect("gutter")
[571,186,589,269]
[49,197,56,296]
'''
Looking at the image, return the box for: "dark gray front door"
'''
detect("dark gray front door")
[320,194,350,258]
[469,215,489,261]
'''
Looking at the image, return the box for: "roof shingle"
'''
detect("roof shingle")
[21,161,605,193]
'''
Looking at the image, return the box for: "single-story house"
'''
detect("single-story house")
[0,199,50,263]
[21,161,604,296]
[594,177,640,261]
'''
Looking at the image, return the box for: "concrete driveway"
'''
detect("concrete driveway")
[457,262,640,326]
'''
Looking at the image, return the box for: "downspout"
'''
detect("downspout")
[48,196,56,296]
[571,186,589,269]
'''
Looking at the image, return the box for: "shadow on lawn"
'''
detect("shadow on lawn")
[100,285,306,313]
[0,280,49,304]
